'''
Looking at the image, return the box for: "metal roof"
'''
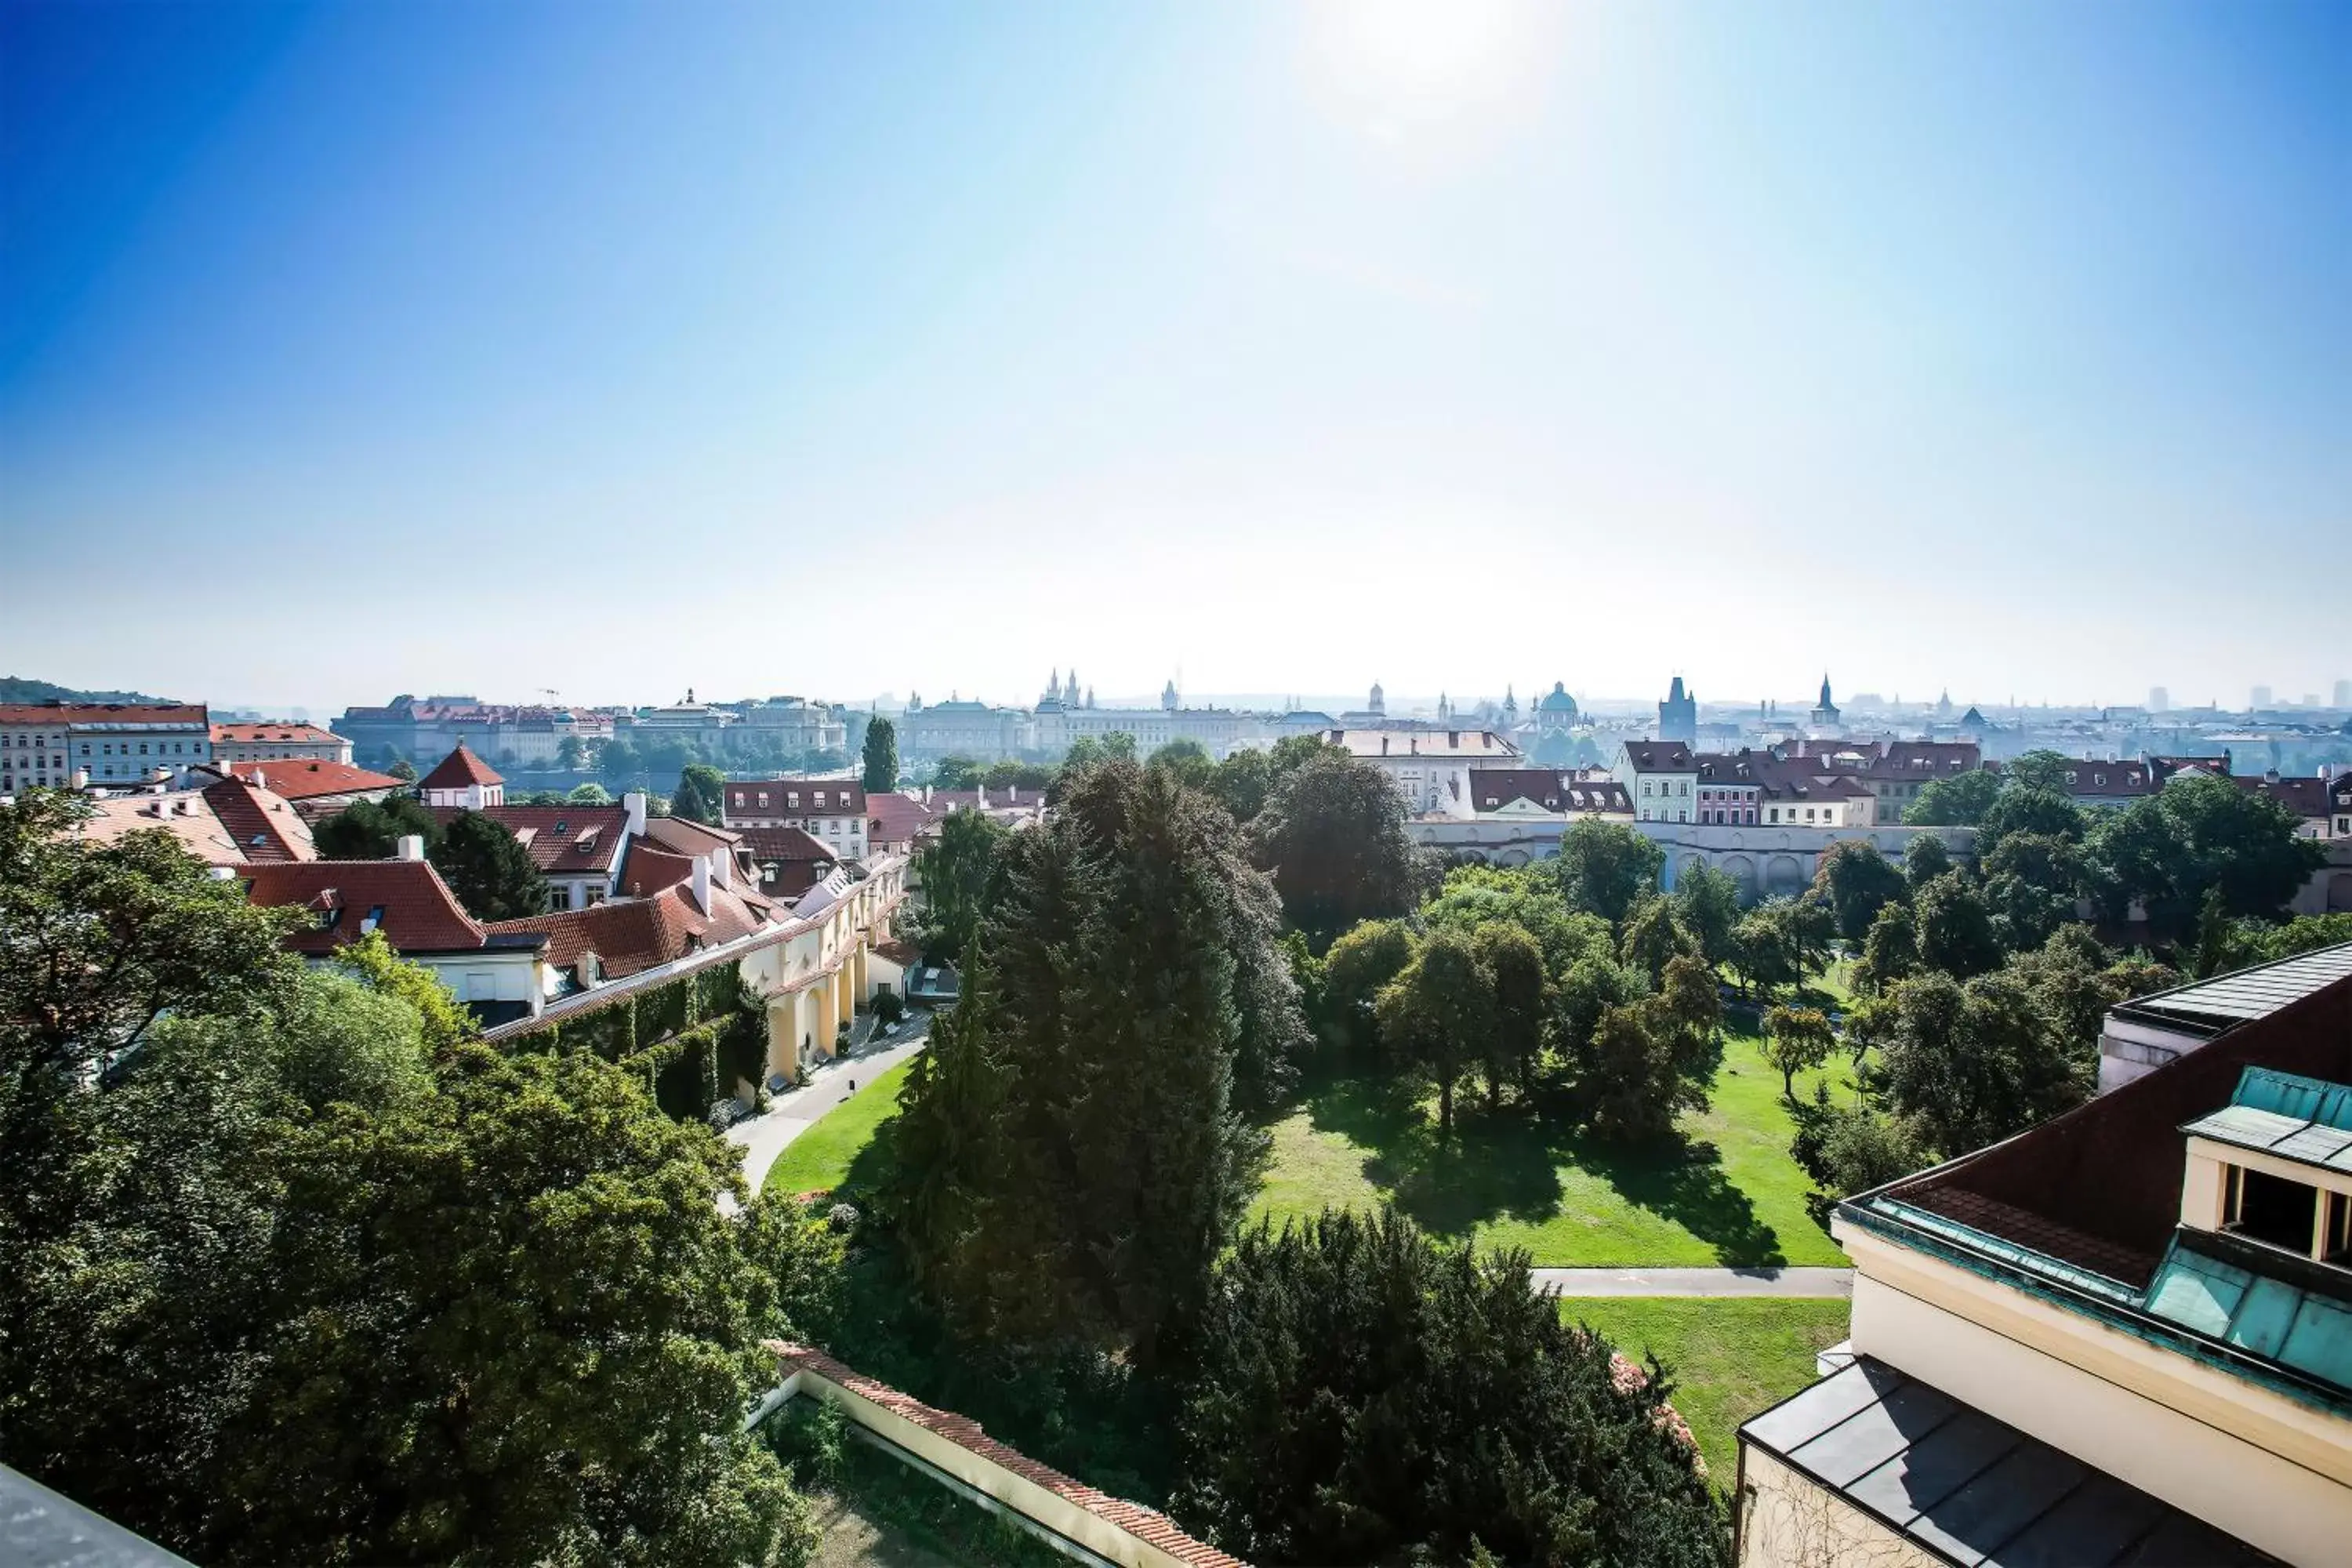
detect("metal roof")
[2114,942,2352,1037]
[1740,1359,2275,1566]
[0,1464,193,1568]
[2183,1067,2352,1176]
[2143,1235,2352,1394]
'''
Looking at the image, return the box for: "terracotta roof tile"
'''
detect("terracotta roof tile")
[763,1342,1249,1568]
[618,840,697,898]
[210,720,343,746]
[865,791,941,844]
[736,826,836,862]
[242,859,496,954]
[488,879,778,978]
[425,804,632,874]
[73,778,316,865]
[226,759,402,801]
[724,779,867,818]
[419,743,503,789]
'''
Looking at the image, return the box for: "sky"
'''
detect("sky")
[2,0,2346,716]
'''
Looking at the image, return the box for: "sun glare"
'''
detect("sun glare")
[1304,0,1556,142]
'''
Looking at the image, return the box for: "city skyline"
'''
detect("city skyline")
[4,1,2347,710]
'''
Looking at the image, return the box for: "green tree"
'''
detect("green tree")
[982,758,1054,792]
[1903,832,1954,887]
[1584,1003,1698,1143]
[931,754,984,790]
[1912,870,2003,979]
[1174,1210,1722,1568]
[860,716,900,793]
[556,735,586,771]
[1730,907,1798,998]
[673,762,729,826]
[1426,863,1612,979]
[1904,769,2002,826]
[1551,818,1666,927]
[387,756,419,783]
[598,735,644,788]
[1323,917,1418,1053]
[911,807,1009,966]
[1247,750,1429,947]
[1761,1005,1836,1098]
[311,791,443,859]
[884,761,1301,1361]
[1207,747,1274,823]
[1475,922,1550,1106]
[1555,955,1652,1076]
[1619,894,1698,985]
[566,780,613,804]
[2004,749,2074,793]
[430,810,550,920]
[2085,773,2325,942]
[1145,737,1214,792]
[1671,862,1744,971]
[1376,927,1494,1133]
[1873,971,2084,1156]
[1854,901,1920,994]
[1809,839,1908,944]
[1975,785,2087,859]
[1980,830,2085,953]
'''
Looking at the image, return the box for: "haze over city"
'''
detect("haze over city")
[5,0,2347,710]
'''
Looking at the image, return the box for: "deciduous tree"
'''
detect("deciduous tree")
[1376,927,1493,1133]
[1903,769,2002,826]
[1552,818,1666,927]
[1912,870,2002,979]
[311,791,443,859]
[1809,840,1907,944]
[1247,750,1429,946]
[673,762,730,826]
[1762,1005,1836,1098]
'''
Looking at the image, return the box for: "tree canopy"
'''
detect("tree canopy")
[311,791,443,859]
[2085,774,2324,941]
[1247,750,1428,947]
[884,761,1305,1363]
[430,809,550,921]
[860,716,899,793]
[1175,1210,1725,1568]
[911,806,1008,965]
[1551,818,1667,927]
[0,796,818,1566]
[672,762,730,826]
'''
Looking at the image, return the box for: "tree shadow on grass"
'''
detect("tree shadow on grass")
[1290,1064,1788,1265]
[1579,1136,1788,1268]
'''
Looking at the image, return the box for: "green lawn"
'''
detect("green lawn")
[763,1058,916,1196]
[1254,1021,1855,1267]
[1558,1297,1850,1483]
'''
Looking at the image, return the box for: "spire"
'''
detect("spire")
[1820,673,1834,707]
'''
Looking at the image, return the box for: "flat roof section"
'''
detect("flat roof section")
[2114,942,2352,1040]
[1740,1359,2276,1566]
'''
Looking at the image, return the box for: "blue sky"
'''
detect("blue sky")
[2,0,2345,714]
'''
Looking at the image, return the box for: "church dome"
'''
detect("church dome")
[1538,681,1578,716]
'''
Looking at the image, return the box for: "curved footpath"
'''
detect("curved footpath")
[724,1025,931,1203]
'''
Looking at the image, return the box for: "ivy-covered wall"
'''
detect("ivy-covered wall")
[521,964,769,1120]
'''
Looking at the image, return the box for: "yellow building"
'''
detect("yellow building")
[1737,976,2352,1566]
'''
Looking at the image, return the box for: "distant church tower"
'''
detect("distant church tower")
[1658,677,1697,745]
[1162,679,1179,712]
[1369,681,1386,719]
[1810,673,1842,731]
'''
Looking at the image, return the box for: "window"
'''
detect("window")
[549,887,572,911]
[1643,782,1653,797]
[2225,1165,2318,1254]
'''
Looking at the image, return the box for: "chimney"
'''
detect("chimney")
[977,785,989,808]
[712,843,733,887]
[395,834,426,862]
[691,854,712,913]
[623,790,648,837]
[251,768,265,792]
[205,865,236,881]
[72,768,89,789]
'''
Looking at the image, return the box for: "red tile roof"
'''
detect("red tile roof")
[210,720,343,746]
[642,815,740,855]
[764,1341,1248,1568]
[865,790,942,845]
[488,879,780,979]
[419,743,503,789]
[1470,768,1633,815]
[2233,773,2332,819]
[202,775,318,862]
[242,859,498,955]
[735,826,837,862]
[723,779,866,818]
[226,759,401,801]
[425,804,631,873]
[0,702,206,727]
[617,840,697,898]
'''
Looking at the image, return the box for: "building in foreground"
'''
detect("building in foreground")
[1737,971,2352,1566]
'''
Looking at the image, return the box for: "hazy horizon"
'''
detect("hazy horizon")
[4,2,2346,712]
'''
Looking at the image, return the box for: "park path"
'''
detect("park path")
[1532,1265,1853,1298]
[723,1025,930,1205]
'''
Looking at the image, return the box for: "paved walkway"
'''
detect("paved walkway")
[724,1023,931,1205]
[1531,1265,1853,1298]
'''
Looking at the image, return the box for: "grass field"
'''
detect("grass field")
[1559,1297,1850,1482]
[763,1058,916,1196]
[1253,1018,1856,1267]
